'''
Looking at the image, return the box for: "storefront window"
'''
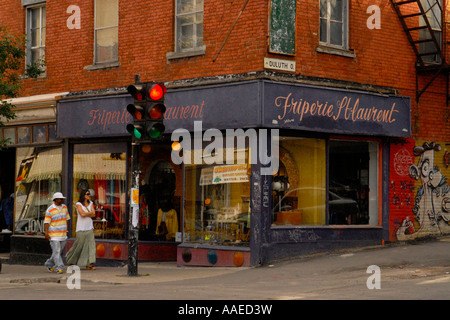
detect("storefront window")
[72,143,127,239]
[272,137,379,226]
[329,140,379,225]
[272,138,326,225]
[184,148,251,246]
[14,146,62,235]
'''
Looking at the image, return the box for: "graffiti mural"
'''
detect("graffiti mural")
[395,142,450,240]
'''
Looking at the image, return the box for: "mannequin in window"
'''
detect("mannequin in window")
[155,199,178,241]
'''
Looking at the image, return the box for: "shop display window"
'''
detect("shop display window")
[72,143,127,240]
[14,146,62,235]
[272,137,379,226]
[329,140,379,225]
[184,148,251,246]
[272,138,326,225]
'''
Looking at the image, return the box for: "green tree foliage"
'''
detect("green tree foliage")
[0,27,25,148]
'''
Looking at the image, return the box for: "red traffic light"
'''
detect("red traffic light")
[148,83,167,100]
[148,103,166,120]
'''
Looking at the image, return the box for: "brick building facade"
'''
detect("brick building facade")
[0,0,448,267]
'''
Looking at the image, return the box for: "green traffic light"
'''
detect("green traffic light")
[133,128,142,139]
[148,127,161,139]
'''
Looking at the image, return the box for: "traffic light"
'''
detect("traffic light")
[146,83,167,139]
[126,84,147,140]
[126,82,167,141]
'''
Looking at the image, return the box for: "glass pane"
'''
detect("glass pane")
[31,8,40,29]
[329,141,378,225]
[196,21,203,46]
[72,143,127,239]
[96,0,118,28]
[272,138,326,225]
[15,147,62,235]
[320,0,327,18]
[31,28,40,47]
[330,0,343,22]
[330,21,343,46]
[179,15,194,25]
[3,128,15,144]
[48,124,57,141]
[184,148,251,246]
[17,127,31,144]
[320,19,327,42]
[181,24,194,49]
[41,26,46,46]
[32,125,47,143]
[177,0,194,14]
[95,27,118,63]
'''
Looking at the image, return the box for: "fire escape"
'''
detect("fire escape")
[391,0,449,106]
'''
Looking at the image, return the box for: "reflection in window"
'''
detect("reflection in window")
[271,138,379,226]
[33,125,47,143]
[72,143,127,239]
[329,140,378,225]
[176,0,203,52]
[272,138,326,226]
[3,128,15,144]
[17,127,31,144]
[48,124,57,141]
[15,147,62,235]
[184,148,250,246]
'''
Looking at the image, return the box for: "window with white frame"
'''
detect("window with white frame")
[319,0,348,49]
[26,5,46,65]
[176,0,204,52]
[94,0,118,64]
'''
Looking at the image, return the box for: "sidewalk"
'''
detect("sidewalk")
[0,256,248,285]
[1,235,449,288]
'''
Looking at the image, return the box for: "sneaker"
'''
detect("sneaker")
[47,267,54,273]
[56,269,63,274]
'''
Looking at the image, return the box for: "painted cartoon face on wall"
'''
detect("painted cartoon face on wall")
[396,142,450,240]
[409,142,442,188]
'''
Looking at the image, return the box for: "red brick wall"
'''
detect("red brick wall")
[1,1,447,145]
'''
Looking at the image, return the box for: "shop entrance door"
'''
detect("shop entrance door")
[139,145,180,242]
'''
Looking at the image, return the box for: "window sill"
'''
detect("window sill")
[316,45,356,58]
[166,46,206,61]
[84,61,121,71]
[21,72,47,80]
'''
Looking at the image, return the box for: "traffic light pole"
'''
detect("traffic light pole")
[128,142,139,276]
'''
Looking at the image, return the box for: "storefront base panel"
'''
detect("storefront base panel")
[8,237,177,265]
[9,235,51,265]
[265,227,383,263]
[0,233,11,253]
[67,240,178,262]
[177,245,251,267]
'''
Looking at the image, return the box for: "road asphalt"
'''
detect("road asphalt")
[0,234,448,301]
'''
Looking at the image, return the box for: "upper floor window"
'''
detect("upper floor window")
[176,0,203,52]
[94,0,118,64]
[319,0,348,49]
[26,5,46,65]
[419,0,442,64]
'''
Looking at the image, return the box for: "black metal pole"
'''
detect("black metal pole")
[128,142,139,276]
